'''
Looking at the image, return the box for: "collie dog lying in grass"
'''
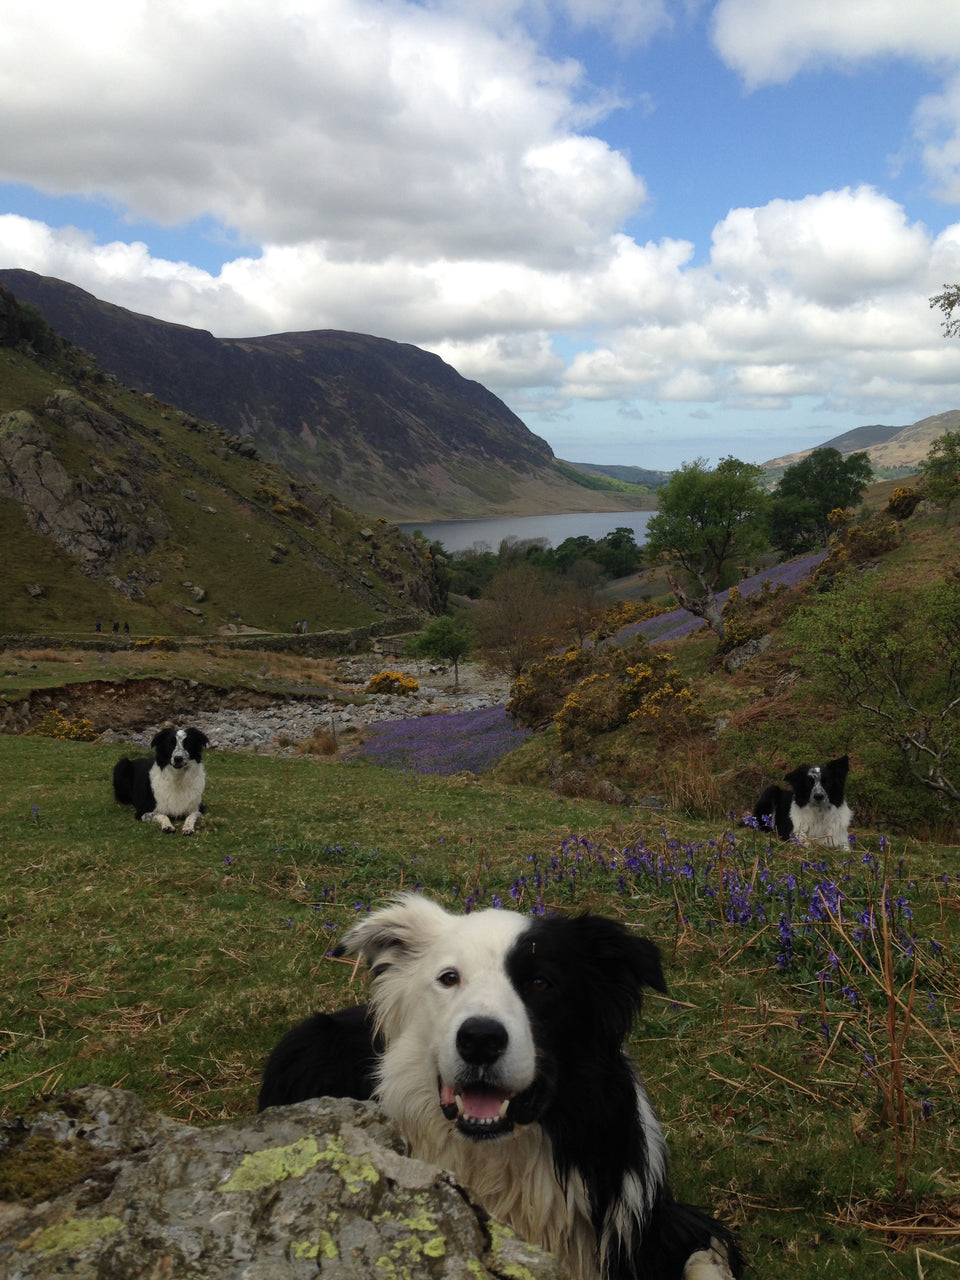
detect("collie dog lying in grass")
[259,894,744,1280]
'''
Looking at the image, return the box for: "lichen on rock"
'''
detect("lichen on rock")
[0,1086,570,1280]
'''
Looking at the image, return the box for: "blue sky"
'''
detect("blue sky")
[3,0,960,469]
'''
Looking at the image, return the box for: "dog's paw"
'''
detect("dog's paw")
[682,1238,737,1280]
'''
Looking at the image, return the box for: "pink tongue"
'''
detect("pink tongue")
[439,1083,510,1120]
[461,1089,508,1120]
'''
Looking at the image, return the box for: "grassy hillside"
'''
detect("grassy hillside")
[762,410,959,480]
[1,735,957,1278]
[1,320,443,636]
[555,458,665,501]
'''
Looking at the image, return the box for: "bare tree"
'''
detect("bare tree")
[473,564,566,676]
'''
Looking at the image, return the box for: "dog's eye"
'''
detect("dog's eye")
[530,976,551,993]
[437,969,460,988]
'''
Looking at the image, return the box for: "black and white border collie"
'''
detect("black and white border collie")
[259,894,743,1280]
[753,754,852,848]
[112,727,209,834]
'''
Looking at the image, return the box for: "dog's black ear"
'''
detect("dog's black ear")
[525,916,667,1042]
[149,729,167,750]
[573,918,667,1042]
[584,919,667,995]
[826,754,849,780]
[782,765,807,789]
[187,728,210,750]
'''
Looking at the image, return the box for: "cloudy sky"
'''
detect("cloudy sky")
[4,0,960,468]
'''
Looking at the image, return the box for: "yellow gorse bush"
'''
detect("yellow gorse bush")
[555,648,701,753]
[29,709,98,741]
[365,670,419,696]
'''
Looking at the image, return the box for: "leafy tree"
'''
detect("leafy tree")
[643,457,769,639]
[769,448,873,555]
[407,615,474,688]
[788,574,960,811]
[552,535,596,572]
[592,526,643,578]
[929,284,960,337]
[916,430,960,516]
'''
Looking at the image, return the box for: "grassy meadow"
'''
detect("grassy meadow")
[2,732,958,1278]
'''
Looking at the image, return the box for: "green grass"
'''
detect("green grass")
[2,734,958,1277]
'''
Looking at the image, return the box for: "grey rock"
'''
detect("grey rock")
[722,634,772,674]
[0,1087,566,1280]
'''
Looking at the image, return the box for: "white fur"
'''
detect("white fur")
[683,1242,738,1280]
[788,798,852,849]
[145,759,205,832]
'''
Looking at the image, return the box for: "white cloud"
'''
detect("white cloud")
[709,186,931,304]
[4,2,960,443]
[914,75,960,203]
[711,0,960,89]
[0,0,643,265]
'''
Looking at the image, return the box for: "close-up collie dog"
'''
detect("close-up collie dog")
[259,894,743,1280]
[112,726,209,834]
[753,754,852,848]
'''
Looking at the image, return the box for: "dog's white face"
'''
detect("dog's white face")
[169,729,192,770]
[152,726,208,770]
[341,897,538,1140]
[424,908,536,1136]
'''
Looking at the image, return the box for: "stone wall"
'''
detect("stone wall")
[0,615,423,658]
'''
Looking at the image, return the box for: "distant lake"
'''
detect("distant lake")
[397,510,655,554]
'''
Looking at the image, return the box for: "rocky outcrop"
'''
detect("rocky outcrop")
[0,1087,566,1280]
[722,634,772,674]
[0,392,166,582]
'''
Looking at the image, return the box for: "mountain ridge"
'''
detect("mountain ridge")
[0,269,643,522]
[759,412,958,473]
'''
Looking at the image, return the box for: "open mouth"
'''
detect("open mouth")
[439,1081,516,1138]
[439,1080,539,1139]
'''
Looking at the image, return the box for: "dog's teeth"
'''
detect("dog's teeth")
[455,1094,464,1116]
[498,1099,510,1119]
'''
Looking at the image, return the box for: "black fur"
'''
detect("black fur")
[258,1006,382,1110]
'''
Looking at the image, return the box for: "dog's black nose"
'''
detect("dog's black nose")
[457,1016,508,1065]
